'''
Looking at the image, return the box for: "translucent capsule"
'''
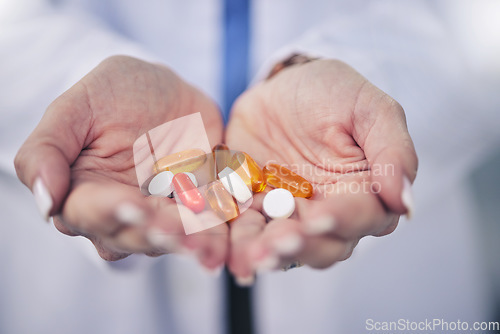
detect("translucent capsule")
[263,163,313,198]
[230,152,266,193]
[205,181,239,221]
[172,173,205,213]
[212,143,231,176]
[212,143,229,151]
[154,148,206,174]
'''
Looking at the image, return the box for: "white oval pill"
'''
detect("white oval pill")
[218,167,253,203]
[148,171,174,197]
[263,188,295,219]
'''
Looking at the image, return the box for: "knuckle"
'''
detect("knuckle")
[97,251,129,262]
[95,245,130,262]
[307,259,338,270]
[145,251,166,257]
[86,236,130,261]
[53,216,78,237]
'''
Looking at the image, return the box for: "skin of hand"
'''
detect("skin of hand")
[14,56,228,270]
[225,59,418,280]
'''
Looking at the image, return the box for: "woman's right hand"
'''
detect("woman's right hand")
[15,56,228,271]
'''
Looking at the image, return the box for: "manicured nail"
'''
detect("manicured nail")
[203,265,224,277]
[115,202,145,226]
[255,253,279,272]
[401,176,414,219]
[273,233,303,256]
[235,275,255,287]
[33,177,53,222]
[146,227,179,251]
[304,215,336,235]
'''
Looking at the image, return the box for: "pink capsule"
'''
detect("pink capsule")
[172,173,205,213]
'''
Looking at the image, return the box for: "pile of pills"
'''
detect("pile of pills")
[145,145,313,221]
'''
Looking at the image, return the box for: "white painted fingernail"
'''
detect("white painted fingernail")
[115,202,145,225]
[235,275,255,287]
[305,215,336,235]
[33,177,53,222]
[402,176,414,220]
[146,228,179,251]
[273,233,303,256]
[255,253,279,272]
[203,265,224,277]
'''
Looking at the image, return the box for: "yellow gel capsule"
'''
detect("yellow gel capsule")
[230,152,266,193]
[154,148,206,174]
[263,163,313,198]
[205,181,239,221]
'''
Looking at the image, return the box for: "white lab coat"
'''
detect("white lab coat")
[1,1,499,333]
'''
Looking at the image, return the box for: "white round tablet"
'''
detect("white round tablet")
[148,171,174,197]
[263,188,295,219]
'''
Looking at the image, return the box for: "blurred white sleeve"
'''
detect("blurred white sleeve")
[0,0,165,269]
[254,0,500,177]
[0,0,161,175]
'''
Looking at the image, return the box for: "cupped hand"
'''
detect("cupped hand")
[15,56,228,269]
[225,59,418,279]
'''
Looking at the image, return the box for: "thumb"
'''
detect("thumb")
[354,95,418,217]
[14,84,92,220]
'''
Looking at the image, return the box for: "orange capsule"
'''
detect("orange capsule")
[212,143,231,176]
[263,163,313,198]
[230,152,266,192]
[205,181,239,221]
[172,173,205,213]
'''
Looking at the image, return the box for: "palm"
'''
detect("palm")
[224,60,416,275]
[227,60,375,197]
[18,56,226,262]
[69,56,222,188]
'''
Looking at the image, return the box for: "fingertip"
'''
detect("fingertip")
[370,146,416,217]
[32,177,53,221]
[401,175,415,219]
[21,146,72,219]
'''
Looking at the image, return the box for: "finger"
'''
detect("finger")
[352,87,418,217]
[227,209,267,286]
[248,218,305,272]
[87,235,131,262]
[14,84,92,220]
[375,214,400,237]
[52,215,79,237]
[66,187,193,257]
[184,217,229,273]
[53,213,136,260]
[145,200,190,253]
[62,181,153,237]
[299,178,397,240]
[297,236,358,269]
